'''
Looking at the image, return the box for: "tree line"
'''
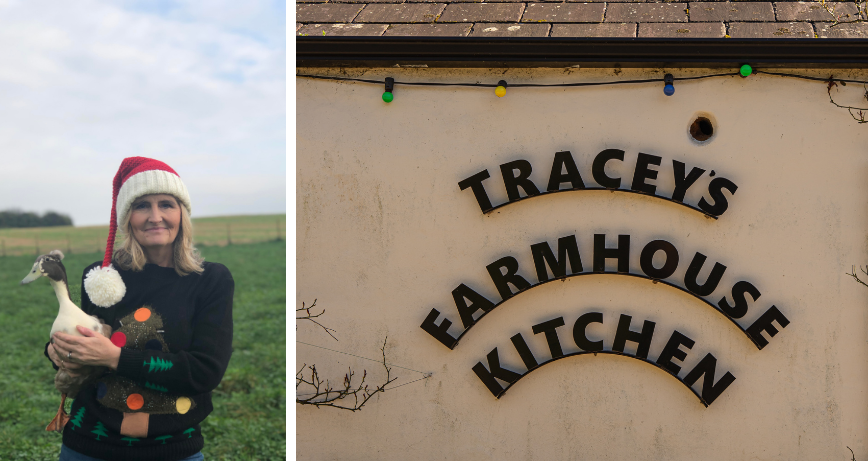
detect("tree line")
[0,209,73,228]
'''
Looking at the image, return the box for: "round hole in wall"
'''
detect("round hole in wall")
[689,117,714,142]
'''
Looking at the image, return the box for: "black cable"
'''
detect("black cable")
[755,70,868,85]
[296,72,737,88]
[298,70,868,89]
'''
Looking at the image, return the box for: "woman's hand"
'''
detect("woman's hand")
[47,342,87,377]
[52,326,121,370]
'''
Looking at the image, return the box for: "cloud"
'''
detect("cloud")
[0,0,285,226]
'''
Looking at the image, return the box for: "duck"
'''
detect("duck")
[21,250,112,432]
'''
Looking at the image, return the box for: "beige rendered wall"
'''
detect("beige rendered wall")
[296,67,868,460]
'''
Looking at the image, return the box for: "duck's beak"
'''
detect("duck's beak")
[21,263,42,284]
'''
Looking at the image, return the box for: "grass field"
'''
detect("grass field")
[0,239,286,460]
[0,214,286,257]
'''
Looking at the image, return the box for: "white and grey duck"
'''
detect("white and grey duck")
[21,250,112,432]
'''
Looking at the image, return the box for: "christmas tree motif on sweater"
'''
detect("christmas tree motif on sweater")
[97,306,196,416]
[120,436,139,447]
[91,421,108,441]
[155,435,173,444]
[145,381,168,393]
[144,356,174,373]
[69,407,85,430]
[183,427,196,438]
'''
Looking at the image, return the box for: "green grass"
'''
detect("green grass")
[0,214,286,257]
[0,240,286,460]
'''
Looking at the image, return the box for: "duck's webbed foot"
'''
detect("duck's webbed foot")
[45,393,70,433]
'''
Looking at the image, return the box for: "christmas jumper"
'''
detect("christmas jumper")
[44,260,234,461]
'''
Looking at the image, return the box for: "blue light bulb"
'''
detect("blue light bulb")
[663,83,675,96]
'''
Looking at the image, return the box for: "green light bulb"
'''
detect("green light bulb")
[739,64,752,78]
[382,92,393,103]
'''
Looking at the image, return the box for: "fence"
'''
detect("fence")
[0,214,285,257]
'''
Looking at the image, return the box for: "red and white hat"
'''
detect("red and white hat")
[84,157,192,307]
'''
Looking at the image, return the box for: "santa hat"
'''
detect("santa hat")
[84,157,192,307]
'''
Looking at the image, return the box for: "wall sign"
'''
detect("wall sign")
[420,148,790,407]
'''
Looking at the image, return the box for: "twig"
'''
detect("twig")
[845,265,868,288]
[296,337,397,411]
[817,0,867,27]
[297,299,338,341]
[848,446,856,461]
[827,77,868,124]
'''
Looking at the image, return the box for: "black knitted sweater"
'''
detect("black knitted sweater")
[44,260,234,461]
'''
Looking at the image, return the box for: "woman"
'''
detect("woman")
[44,157,234,461]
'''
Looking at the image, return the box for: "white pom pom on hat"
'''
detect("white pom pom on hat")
[84,157,192,307]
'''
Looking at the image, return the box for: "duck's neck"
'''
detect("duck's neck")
[49,278,73,307]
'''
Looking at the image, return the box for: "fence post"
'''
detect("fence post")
[67,234,71,254]
[276,220,282,241]
[227,223,232,246]
[35,235,39,255]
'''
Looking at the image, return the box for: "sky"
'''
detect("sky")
[0,0,286,226]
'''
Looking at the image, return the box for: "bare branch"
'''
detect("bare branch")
[296,337,397,411]
[297,299,338,341]
[827,78,868,124]
[817,0,867,26]
[846,265,868,288]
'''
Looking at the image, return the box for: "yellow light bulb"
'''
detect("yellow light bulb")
[495,86,506,98]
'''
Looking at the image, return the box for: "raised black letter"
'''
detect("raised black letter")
[631,152,662,195]
[532,317,566,359]
[573,312,604,352]
[472,347,523,397]
[655,330,695,375]
[458,170,494,212]
[531,235,583,283]
[671,160,705,203]
[452,283,496,329]
[639,239,679,280]
[420,308,459,349]
[683,353,736,405]
[745,305,790,350]
[592,149,625,189]
[548,151,586,192]
[486,256,532,301]
[500,159,540,201]
[510,333,540,370]
[612,314,656,359]
[718,281,761,319]
[593,234,630,273]
[684,252,726,296]
[698,177,738,216]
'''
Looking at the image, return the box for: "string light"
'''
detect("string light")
[295,68,868,104]
[495,80,507,98]
[383,77,394,103]
[663,74,675,96]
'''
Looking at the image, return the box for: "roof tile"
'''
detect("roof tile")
[355,3,447,22]
[438,3,526,22]
[297,23,389,36]
[296,4,365,23]
[384,23,474,34]
[639,21,725,35]
[688,2,774,21]
[606,3,688,22]
[550,22,637,35]
[469,22,551,35]
[727,21,814,36]
[522,3,605,22]
[774,1,856,21]
[815,21,868,37]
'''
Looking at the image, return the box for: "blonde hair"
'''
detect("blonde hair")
[113,197,204,276]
